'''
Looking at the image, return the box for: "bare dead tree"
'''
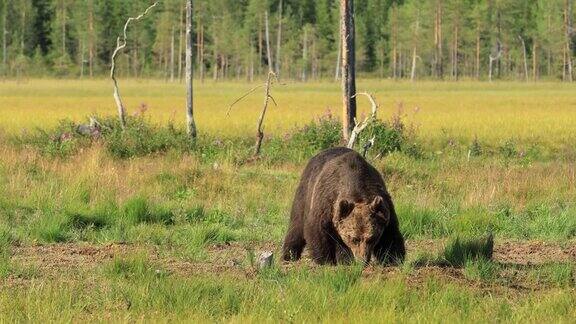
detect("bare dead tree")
[340,0,357,141]
[177,3,184,82]
[518,35,528,81]
[335,37,341,81]
[488,41,502,82]
[347,92,378,153]
[110,2,158,129]
[264,10,273,72]
[434,0,443,78]
[170,25,175,82]
[410,14,420,82]
[227,71,279,157]
[2,5,7,71]
[391,4,399,80]
[186,0,197,138]
[254,72,277,156]
[275,0,283,77]
[302,27,308,81]
[88,0,94,77]
[564,0,574,82]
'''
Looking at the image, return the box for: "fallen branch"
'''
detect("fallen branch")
[110,2,159,129]
[347,92,378,151]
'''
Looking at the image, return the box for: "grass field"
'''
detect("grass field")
[0,79,575,322]
[2,79,576,144]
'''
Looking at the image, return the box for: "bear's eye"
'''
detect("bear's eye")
[352,237,361,245]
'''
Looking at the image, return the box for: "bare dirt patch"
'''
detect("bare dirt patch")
[494,240,575,265]
[4,240,575,287]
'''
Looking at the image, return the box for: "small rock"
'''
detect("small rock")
[226,260,240,267]
[258,251,274,269]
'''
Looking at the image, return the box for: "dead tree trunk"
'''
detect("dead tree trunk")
[302,27,308,81]
[335,37,341,81]
[170,25,175,82]
[391,4,398,79]
[264,10,273,72]
[519,36,528,81]
[533,41,538,81]
[61,1,67,58]
[178,3,184,82]
[564,0,573,82]
[79,39,84,78]
[110,2,158,129]
[489,43,502,82]
[410,15,420,82]
[434,0,443,78]
[340,0,357,141]
[452,23,459,80]
[254,72,276,156]
[88,0,94,77]
[227,72,278,157]
[2,5,7,71]
[475,29,480,79]
[186,0,197,138]
[200,24,204,83]
[275,0,283,76]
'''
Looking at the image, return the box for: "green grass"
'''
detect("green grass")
[464,258,501,282]
[0,265,575,322]
[1,80,575,321]
[443,235,494,267]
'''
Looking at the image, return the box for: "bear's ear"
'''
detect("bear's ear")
[370,196,390,224]
[334,199,354,222]
[370,196,384,211]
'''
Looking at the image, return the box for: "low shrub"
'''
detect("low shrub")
[287,110,343,153]
[103,116,194,159]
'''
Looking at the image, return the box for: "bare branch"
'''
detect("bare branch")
[226,84,266,116]
[268,95,278,108]
[347,92,379,150]
[110,2,159,129]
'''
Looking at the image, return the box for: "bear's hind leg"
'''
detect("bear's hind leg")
[282,224,306,261]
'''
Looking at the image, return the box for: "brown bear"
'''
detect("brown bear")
[282,147,405,265]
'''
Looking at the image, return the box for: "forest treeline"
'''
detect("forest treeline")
[0,0,574,81]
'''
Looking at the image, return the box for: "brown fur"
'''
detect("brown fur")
[282,147,406,265]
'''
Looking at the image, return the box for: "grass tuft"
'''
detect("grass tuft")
[122,196,174,225]
[442,234,494,267]
[463,258,500,282]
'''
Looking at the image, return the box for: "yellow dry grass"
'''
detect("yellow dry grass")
[1,79,575,144]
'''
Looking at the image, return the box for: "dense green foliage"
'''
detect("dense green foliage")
[1,0,575,81]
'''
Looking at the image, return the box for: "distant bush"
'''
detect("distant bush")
[13,115,194,159]
[12,109,422,162]
[12,119,89,158]
[102,116,193,159]
[359,119,404,156]
[358,108,421,158]
[288,110,343,153]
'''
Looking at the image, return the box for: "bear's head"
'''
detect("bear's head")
[333,196,390,264]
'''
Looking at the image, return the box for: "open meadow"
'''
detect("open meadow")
[0,79,575,322]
